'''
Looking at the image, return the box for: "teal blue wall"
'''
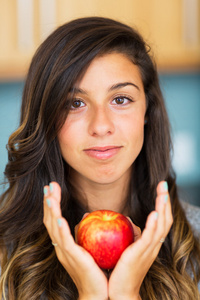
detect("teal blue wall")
[0,74,200,203]
[0,82,23,192]
[160,73,200,186]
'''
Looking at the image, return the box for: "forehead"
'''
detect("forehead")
[74,52,144,91]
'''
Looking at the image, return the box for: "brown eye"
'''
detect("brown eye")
[113,97,133,105]
[115,97,125,104]
[71,99,85,109]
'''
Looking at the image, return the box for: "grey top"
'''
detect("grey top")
[181,201,200,292]
[181,201,200,237]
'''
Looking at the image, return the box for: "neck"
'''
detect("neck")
[71,171,131,215]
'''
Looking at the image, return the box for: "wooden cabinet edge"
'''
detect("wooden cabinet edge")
[0,58,199,81]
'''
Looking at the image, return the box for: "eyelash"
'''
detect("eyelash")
[112,96,134,105]
[70,96,134,110]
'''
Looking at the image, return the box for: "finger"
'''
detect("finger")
[154,193,167,245]
[55,217,98,274]
[156,180,168,196]
[49,182,62,204]
[48,183,82,250]
[126,217,141,242]
[141,211,158,246]
[43,182,61,224]
[156,181,173,237]
[47,182,62,226]
[165,194,173,231]
[43,185,51,226]
[133,182,168,251]
[154,182,168,239]
[49,201,64,246]
[57,217,78,252]
[43,182,63,245]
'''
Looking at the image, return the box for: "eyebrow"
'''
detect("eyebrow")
[109,82,140,91]
[71,81,140,95]
[70,87,87,94]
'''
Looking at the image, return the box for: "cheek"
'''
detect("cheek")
[57,121,75,153]
[124,118,145,155]
[123,114,145,138]
[57,118,86,167]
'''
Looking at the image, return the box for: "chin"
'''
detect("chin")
[71,163,132,186]
[89,171,129,185]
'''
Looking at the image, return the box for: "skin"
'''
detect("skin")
[43,53,173,300]
[57,53,146,213]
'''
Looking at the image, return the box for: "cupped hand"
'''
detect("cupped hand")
[108,181,173,300]
[43,182,108,300]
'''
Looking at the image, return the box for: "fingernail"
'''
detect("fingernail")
[163,181,168,192]
[57,218,62,227]
[49,183,53,193]
[164,194,168,203]
[43,187,48,196]
[154,212,159,220]
[46,198,51,207]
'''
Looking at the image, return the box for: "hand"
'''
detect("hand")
[108,181,173,300]
[43,182,108,300]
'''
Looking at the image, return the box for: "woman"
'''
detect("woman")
[0,17,200,300]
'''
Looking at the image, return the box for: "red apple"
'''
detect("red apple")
[77,210,134,269]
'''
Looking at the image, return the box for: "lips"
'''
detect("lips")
[83,146,122,160]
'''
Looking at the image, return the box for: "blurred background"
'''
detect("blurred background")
[0,0,200,206]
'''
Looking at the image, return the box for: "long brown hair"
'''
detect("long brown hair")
[0,17,200,299]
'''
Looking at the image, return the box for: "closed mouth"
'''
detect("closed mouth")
[83,146,123,160]
[84,146,122,152]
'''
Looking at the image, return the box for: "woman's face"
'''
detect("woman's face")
[58,52,146,186]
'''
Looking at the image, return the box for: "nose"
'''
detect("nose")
[88,106,115,137]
